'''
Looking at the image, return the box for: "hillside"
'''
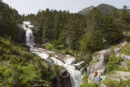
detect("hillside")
[80,40,130,87]
[78,6,94,16]
[0,1,21,38]
[79,4,117,15]
[0,37,57,87]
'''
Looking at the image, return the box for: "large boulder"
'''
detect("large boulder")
[88,49,112,83]
[89,49,111,73]
[58,68,72,87]
[53,68,72,87]
[32,29,42,46]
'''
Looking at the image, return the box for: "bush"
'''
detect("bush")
[0,1,20,38]
[103,79,130,87]
[80,82,98,87]
[106,54,123,73]
[121,42,130,56]
[0,37,57,87]
[80,73,98,87]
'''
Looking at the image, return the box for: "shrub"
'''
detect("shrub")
[106,54,123,73]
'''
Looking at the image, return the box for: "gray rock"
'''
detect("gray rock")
[121,54,130,61]
[14,27,26,43]
[89,49,111,73]
[88,49,112,83]
[53,68,72,87]
[114,47,121,54]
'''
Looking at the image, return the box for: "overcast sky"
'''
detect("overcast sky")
[3,0,130,15]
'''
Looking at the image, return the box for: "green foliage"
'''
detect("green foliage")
[43,43,55,51]
[80,8,123,55]
[121,42,130,56]
[0,37,57,87]
[0,1,20,39]
[24,9,86,52]
[103,79,130,87]
[80,73,98,87]
[24,7,125,63]
[106,54,123,73]
[126,61,130,71]
[80,82,98,87]
[119,5,130,24]
[80,31,104,54]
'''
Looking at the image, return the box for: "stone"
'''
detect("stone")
[88,49,112,83]
[14,27,26,43]
[57,68,72,87]
[114,47,121,54]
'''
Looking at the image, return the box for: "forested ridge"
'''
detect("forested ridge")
[24,5,130,58]
[0,1,21,39]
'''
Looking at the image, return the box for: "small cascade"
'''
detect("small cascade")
[21,21,85,87]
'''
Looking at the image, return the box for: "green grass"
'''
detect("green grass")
[102,79,130,87]
[121,42,130,56]
[80,73,98,87]
[126,61,130,71]
[106,54,123,73]
[80,82,98,87]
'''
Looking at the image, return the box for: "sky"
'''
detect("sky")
[2,0,130,15]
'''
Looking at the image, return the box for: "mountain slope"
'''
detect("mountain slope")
[79,4,117,15]
[0,37,56,87]
[78,6,94,15]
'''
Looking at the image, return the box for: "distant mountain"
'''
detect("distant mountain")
[78,6,94,15]
[79,4,117,15]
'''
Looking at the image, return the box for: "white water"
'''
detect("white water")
[21,21,35,48]
[21,21,84,87]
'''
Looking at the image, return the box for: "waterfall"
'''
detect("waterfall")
[21,21,85,87]
[21,21,35,48]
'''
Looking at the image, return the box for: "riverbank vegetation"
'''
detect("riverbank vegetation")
[0,37,57,87]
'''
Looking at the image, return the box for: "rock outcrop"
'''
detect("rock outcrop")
[88,49,112,83]
[87,40,130,84]
[53,68,72,87]
[89,49,111,73]
[33,29,42,46]
[14,27,26,43]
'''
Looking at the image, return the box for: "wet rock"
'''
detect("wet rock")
[75,65,82,70]
[59,69,70,79]
[52,68,72,87]
[80,67,87,75]
[55,68,72,87]
[75,62,85,70]
[14,27,26,43]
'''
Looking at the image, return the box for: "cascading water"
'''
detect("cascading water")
[21,21,35,48]
[21,21,85,87]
